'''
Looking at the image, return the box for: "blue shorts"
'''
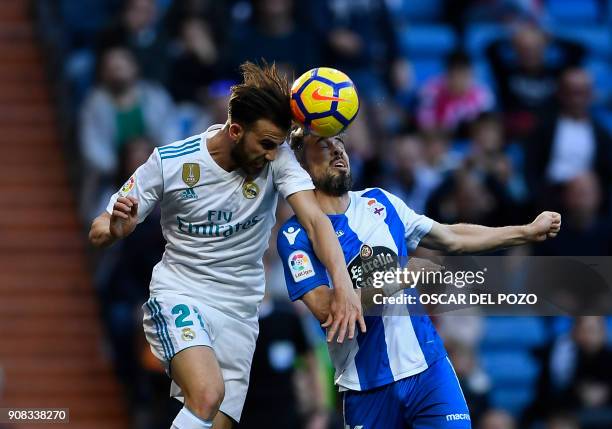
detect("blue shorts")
[343,357,471,429]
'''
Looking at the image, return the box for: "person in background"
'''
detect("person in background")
[98,0,171,83]
[478,409,516,429]
[546,413,581,429]
[79,45,178,221]
[417,51,494,135]
[239,290,326,429]
[485,23,585,137]
[526,68,612,207]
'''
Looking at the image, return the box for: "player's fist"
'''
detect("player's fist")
[109,196,139,239]
[525,211,561,242]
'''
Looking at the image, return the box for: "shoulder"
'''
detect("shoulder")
[157,133,204,161]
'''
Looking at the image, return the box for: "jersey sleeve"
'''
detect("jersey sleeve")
[276,219,329,301]
[106,148,163,224]
[271,143,315,199]
[381,189,434,251]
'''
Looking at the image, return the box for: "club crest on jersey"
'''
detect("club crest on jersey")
[182,163,200,187]
[288,250,315,282]
[360,244,373,259]
[242,181,259,199]
[367,198,385,218]
[181,327,196,341]
[119,175,135,196]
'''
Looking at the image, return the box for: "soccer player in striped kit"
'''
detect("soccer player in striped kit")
[277,128,561,428]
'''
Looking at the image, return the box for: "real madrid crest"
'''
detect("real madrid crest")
[181,327,196,341]
[182,163,200,187]
[242,181,259,199]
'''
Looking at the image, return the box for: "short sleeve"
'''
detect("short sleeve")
[276,219,329,301]
[381,189,434,251]
[271,143,315,199]
[106,148,163,223]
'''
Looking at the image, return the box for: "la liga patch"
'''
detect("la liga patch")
[288,250,315,283]
[119,175,136,196]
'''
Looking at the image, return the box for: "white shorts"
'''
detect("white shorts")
[142,294,259,422]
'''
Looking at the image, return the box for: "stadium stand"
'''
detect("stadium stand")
[0,1,129,427]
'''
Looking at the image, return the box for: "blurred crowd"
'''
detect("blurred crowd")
[34,0,612,428]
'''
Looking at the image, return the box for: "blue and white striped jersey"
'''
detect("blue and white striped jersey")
[277,188,447,391]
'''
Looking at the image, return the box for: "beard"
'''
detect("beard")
[314,170,353,196]
[231,136,265,176]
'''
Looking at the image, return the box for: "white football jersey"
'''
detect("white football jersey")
[106,124,314,319]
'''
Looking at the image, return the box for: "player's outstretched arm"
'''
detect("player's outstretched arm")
[420,211,562,254]
[89,196,139,248]
[287,190,366,343]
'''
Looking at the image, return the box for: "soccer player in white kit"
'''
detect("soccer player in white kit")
[89,63,365,429]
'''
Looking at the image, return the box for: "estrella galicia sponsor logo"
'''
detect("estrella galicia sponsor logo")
[348,245,398,289]
[179,188,198,200]
[446,414,470,422]
[288,250,315,283]
[177,214,262,238]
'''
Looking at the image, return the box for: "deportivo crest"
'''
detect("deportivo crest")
[367,198,385,218]
[288,250,315,282]
[119,175,135,196]
[182,163,200,187]
[242,181,259,199]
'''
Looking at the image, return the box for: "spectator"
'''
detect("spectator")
[98,0,171,83]
[79,46,178,220]
[417,51,494,135]
[385,132,453,214]
[164,0,231,46]
[227,0,320,78]
[479,409,516,429]
[535,172,612,256]
[239,292,326,429]
[464,112,527,204]
[446,340,491,425]
[312,0,410,100]
[167,17,221,104]
[526,317,612,428]
[485,23,585,137]
[526,68,612,208]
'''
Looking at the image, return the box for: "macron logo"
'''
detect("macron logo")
[446,414,470,422]
[283,226,301,245]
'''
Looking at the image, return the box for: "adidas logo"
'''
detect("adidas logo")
[179,188,198,200]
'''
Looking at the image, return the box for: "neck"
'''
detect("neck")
[314,189,350,214]
[206,121,238,172]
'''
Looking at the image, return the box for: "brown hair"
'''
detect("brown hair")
[289,126,307,164]
[228,61,292,132]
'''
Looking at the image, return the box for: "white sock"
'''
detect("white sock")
[171,406,213,429]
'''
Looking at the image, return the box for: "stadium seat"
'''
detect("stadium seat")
[547,0,600,24]
[398,25,457,58]
[387,0,442,23]
[480,350,539,386]
[481,317,548,348]
[464,24,508,58]
[550,26,612,58]
[585,59,612,104]
[411,58,444,88]
[490,386,536,416]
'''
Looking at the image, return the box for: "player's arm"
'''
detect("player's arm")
[89,196,139,248]
[287,190,366,342]
[300,258,444,322]
[89,148,163,248]
[419,211,562,254]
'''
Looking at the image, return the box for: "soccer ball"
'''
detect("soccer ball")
[290,67,359,137]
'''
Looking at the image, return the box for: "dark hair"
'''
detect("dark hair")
[446,50,471,71]
[228,61,292,132]
[289,126,307,164]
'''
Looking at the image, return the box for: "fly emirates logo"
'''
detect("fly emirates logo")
[177,210,262,238]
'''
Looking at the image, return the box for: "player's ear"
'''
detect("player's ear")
[228,122,245,142]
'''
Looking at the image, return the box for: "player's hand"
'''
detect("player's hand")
[109,196,139,239]
[525,211,561,242]
[322,284,366,343]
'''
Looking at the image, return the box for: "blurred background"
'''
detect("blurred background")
[0,0,612,428]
